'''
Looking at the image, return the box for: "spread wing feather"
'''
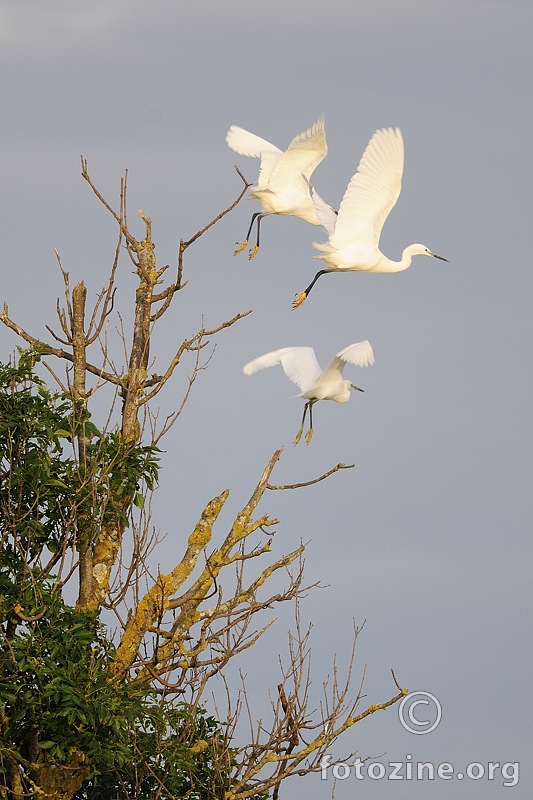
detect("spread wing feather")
[243,347,322,392]
[319,340,375,383]
[226,125,283,190]
[268,117,328,193]
[331,128,404,248]
[311,187,338,235]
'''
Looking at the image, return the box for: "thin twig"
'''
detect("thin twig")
[80,157,137,248]
[177,167,250,288]
[267,463,355,490]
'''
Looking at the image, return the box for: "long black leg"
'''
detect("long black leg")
[292,269,332,309]
[305,400,316,444]
[246,212,261,242]
[248,213,264,259]
[294,401,309,446]
[304,269,332,297]
[234,212,262,256]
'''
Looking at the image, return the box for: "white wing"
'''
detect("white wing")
[319,340,375,383]
[243,347,322,392]
[336,340,375,367]
[331,128,404,249]
[311,187,337,235]
[268,117,328,193]
[226,125,282,158]
[226,125,283,189]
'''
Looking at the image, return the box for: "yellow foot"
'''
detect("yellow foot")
[248,245,259,260]
[234,240,248,255]
[293,428,303,446]
[305,428,313,445]
[292,291,307,310]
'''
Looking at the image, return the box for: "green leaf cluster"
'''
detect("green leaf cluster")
[0,591,147,769]
[0,353,77,558]
[74,703,248,800]
[0,583,246,798]
[0,351,160,569]
[0,353,265,799]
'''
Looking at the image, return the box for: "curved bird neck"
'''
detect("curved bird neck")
[379,249,414,273]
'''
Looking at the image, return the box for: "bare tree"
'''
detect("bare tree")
[0,161,406,800]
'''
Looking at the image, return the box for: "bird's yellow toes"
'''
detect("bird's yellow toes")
[305,429,313,445]
[234,240,248,255]
[248,245,259,260]
[293,428,303,446]
[292,291,307,310]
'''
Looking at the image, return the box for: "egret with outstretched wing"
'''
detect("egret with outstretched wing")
[244,340,374,444]
[293,127,447,308]
[227,117,336,259]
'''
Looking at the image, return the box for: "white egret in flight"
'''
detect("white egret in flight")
[243,340,374,445]
[226,117,335,259]
[292,127,447,308]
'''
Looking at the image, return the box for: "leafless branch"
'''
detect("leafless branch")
[0,303,122,385]
[140,310,252,405]
[80,157,137,248]
[177,165,250,289]
[267,462,355,490]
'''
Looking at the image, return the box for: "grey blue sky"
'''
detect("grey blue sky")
[1,2,531,797]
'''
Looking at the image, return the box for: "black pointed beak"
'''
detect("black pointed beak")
[350,384,364,392]
[432,253,449,262]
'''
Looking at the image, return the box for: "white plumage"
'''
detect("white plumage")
[293,127,447,307]
[227,117,335,258]
[243,340,374,444]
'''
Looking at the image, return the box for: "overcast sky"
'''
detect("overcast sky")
[1,2,532,797]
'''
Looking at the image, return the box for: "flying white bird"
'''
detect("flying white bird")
[292,127,447,308]
[226,117,335,259]
[243,340,374,445]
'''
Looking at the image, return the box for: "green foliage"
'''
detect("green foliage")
[0,590,148,770]
[0,352,254,799]
[0,352,76,559]
[0,581,243,798]
[0,350,160,570]
[74,703,245,800]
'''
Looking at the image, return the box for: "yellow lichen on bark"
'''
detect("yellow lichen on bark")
[28,752,90,800]
[112,490,229,674]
